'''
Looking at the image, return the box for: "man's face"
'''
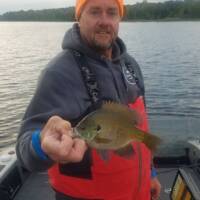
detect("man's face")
[79,0,121,52]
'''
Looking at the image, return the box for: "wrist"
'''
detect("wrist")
[151,167,157,178]
[31,129,49,161]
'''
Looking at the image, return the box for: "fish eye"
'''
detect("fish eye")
[96,125,101,132]
[80,126,86,131]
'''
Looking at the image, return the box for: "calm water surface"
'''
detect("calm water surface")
[0,22,200,156]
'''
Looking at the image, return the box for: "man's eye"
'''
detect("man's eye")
[109,11,117,16]
[90,10,100,16]
[108,9,118,17]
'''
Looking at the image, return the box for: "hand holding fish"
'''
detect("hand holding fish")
[40,116,87,164]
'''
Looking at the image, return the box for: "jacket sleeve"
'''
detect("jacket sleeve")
[16,68,82,172]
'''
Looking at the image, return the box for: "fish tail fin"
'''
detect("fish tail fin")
[143,133,162,152]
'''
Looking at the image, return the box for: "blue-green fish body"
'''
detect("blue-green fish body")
[75,102,161,153]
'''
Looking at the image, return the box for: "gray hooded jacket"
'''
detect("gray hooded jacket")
[16,23,145,171]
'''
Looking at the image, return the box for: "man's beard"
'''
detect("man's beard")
[92,39,113,52]
[91,27,116,52]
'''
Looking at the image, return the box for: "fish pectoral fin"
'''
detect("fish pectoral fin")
[97,150,111,162]
[94,136,112,144]
[114,144,135,158]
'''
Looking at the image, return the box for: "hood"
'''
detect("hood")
[62,23,127,62]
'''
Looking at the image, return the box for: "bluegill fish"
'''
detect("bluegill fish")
[74,102,161,157]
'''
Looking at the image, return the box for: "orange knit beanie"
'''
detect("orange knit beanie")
[75,0,124,19]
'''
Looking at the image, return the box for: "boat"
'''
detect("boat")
[0,139,200,200]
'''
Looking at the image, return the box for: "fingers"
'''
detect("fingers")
[40,115,87,164]
[55,120,73,137]
[66,138,88,163]
[41,116,72,140]
[151,189,159,200]
[47,137,87,164]
[43,134,73,161]
[151,178,161,200]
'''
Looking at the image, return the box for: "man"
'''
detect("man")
[16,0,161,199]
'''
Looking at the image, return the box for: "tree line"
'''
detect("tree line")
[125,0,200,20]
[0,0,200,21]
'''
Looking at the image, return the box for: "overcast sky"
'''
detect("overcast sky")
[0,0,163,14]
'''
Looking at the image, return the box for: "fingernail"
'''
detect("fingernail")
[68,129,74,137]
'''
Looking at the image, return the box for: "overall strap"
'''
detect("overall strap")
[58,50,103,180]
[70,50,102,111]
[124,61,145,96]
[123,58,146,107]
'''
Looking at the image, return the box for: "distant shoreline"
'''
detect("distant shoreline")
[1,1,200,22]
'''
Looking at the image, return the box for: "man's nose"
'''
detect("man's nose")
[98,13,112,25]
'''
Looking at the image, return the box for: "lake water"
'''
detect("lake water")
[0,21,200,156]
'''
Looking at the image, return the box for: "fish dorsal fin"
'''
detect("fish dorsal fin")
[101,101,140,125]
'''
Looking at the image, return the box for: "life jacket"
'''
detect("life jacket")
[48,51,151,200]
